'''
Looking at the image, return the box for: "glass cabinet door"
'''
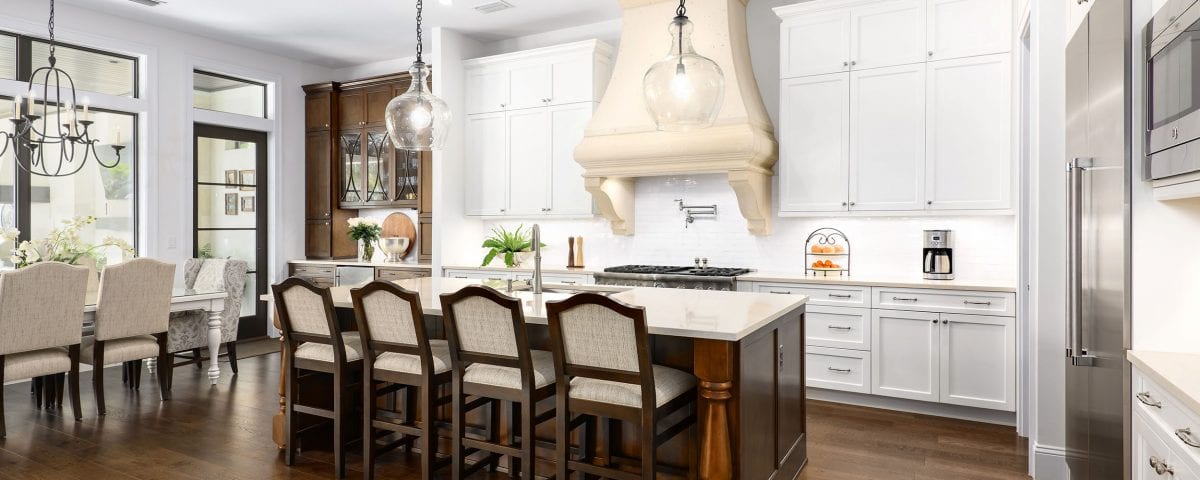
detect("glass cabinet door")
[394,148,420,203]
[338,131,363,204]
[365,129,391,203]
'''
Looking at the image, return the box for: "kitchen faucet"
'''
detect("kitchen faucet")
[532,224,543,295]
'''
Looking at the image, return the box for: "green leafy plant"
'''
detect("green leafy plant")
[2,216,135,269]
[198,243,215,259]
[481,224,544,268]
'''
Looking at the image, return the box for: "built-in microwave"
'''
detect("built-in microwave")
[1147,0,1200,179]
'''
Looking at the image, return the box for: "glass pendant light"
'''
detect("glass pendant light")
[643,0,725,131]
[385,0,451,151]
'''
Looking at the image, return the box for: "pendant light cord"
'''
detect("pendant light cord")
[415,0,424,63]
[676,0,686,59]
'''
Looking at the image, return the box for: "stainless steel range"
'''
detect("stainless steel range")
[593,265,752,291]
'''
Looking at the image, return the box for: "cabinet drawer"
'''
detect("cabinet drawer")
[513,272,592,285]
[1134,369,1200,467]
[291,264,335,277]
[375,268,430,281]
[444,269,512,282]
[806,346,871,394]
[872,287,1015,316]
[754,283,870,307]
[806,306,871,351]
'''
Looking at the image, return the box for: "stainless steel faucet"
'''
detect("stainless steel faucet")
[532,224,543,295]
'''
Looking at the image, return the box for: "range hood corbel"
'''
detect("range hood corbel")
[575,0,777,236]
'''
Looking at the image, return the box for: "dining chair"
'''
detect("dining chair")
[0,262,89,438]
[441,285,557,480]
[273,277,363,480]
[352,281,452,480]
[546,293,697,480]
[81,257,176,415]
[165,258,247,382]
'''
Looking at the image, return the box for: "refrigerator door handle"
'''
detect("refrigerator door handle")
[1067,157,1096,367]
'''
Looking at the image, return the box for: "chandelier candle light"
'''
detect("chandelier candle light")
[643,0,726,131]
[385,0,451,151]
[0,0,123,177]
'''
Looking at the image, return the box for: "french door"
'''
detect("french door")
[193,124,268,338]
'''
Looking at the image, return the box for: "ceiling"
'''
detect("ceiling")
[59,0,622,68]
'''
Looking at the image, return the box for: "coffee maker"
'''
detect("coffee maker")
[923,230,954,280]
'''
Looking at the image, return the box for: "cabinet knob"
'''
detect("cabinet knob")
[841,201,848,206]
[927,200,933,205]
[849,202,856,207]
[324,123,330,128]
[850,60,857,66]
[931,319,938,324]
[928,51,934,57]
[500,103,506,108]
[843,61,849,67]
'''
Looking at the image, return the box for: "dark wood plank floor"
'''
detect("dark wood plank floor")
[0,351,1029,479]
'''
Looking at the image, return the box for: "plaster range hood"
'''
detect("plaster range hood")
[575,0,777,236]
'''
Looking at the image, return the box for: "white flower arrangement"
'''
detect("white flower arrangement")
[6,216,135,268]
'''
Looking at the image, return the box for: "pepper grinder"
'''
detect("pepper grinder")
[567,236,576,268]
[574,236,585,268]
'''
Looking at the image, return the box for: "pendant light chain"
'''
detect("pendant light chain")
[677,0,686,17]
[676,0,686,58]
[48,0,56,63]
[415,0,423,63]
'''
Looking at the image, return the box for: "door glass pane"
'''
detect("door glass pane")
[365,130,389,202]
[196,136,257,186]
[28,108,135,268]
[30,41,137,98]
[0,34,15,80]
[339,131,363,203]
[193,71,267,118]
[395,149,419,202]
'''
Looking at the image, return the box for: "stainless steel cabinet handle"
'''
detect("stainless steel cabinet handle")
[1149,456,1173,476]
[827,367,852,373]
[1176,428,1200,448]
[964,300,993,306]
[778,345,784,370]
[487,277,503,281]
[828,293,852,298]
[562,281,577,285]
[1136,391,1162,409]
[453,275,468,279]
[893,297,918,302]
[769,290,792,295]
[827,325,852,331]
[1067,157,1094,366]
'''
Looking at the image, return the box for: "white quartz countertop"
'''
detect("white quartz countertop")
[1128,350,1200,415]
[739,272,1018,293]
[442,264,602,275]
[265,277,807,341]
[290,259,432,269]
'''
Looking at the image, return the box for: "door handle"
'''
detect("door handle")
[1067,157,1095,366]
[826,325,852,331]
[828,293,852,299]
[1136,391,1163,408]
[827,367,852,373]
[892,296,919,302]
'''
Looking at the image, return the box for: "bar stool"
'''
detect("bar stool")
[546,293,697,479]
[273,277,364,479]
[351,281,453,480]
[440,285,558,480]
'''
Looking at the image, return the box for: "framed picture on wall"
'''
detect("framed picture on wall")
[224,170,237,189]
[225,193,238,215]
[241,195,255,213]
[239,170,255,191]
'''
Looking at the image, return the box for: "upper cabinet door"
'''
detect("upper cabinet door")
[927,0,1012,61]
[850,0,926,70]
[548,103,595,216]
[781,10,851,78]
[339,89,365,129]
[549,56,594,106]
[506,108,552,216]
[365,85,394,126]
[849,64,925,211]
[939,314,1015,411]
[464,113,509,216]
[466,68,509,115]
[926,54,1012,210]
[305,92,331,131]
[508,63,552,110]
[779,73,850,213]
[872,309,940,403]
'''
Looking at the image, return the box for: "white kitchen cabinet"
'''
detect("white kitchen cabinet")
[550,56,596,106]
[506,108,552,216]
[849,63,926,211]
[1066,0,1095,41]
[1133,412,1200,480]
[926,54,1013,210]
[939,314,1015,410]
[779,73,850,213]
[548,103,595,216]
[508,62,551,111]
[806,305,872,350]
[850,0,926,71]
[464,112,508,216]
[872,309,940,402]
[781,10,851,78]
[466,68,509,115]
[807,346,872,394]
[926,0,1012,61]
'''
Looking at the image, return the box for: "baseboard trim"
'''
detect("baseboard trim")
[1032,443,1070,479]
[807,388,1017,426]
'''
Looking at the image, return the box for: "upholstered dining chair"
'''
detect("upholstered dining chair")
[440,285,557,480]
[166,258,247,379]
[545,293,697,480]
[81,257,176,415]
[352,281,453,480]
[272,277,363,480]
[0,262,89,438]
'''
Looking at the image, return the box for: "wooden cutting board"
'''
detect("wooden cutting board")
[380,213,416,257]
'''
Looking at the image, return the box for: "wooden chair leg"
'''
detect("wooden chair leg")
[333,372,347,479]
[363,378,377,480]
[640,414,656,479]
[192,348,203,370]
[226,341,239,375]
[582,415,599,480]
[509,401,522,478]
[0,356,7,438]
[488,399,500,473]
[121,362,128,385]
[133,360,143,390]
[33,376,43,408]
[68,345,82,422]
[403,385,418,453]
[55,373,65,409]
[450,380,465,480]
[157,334,171,401]
[521,398,536,480]
[284,363,298,466]
[93,343,106,416]
[555,395,570,480]
[420,384,437,480]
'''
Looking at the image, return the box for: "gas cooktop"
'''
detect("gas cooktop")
[601,265,753,277]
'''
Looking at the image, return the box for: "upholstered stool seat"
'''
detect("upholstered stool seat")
[374,339,452,376]
[4,348,71,381]
[82,335,159,365]
[294,332,364,363]
[463,349,555,390]
[569,365,696,408]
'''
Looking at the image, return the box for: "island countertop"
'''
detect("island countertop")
[315,277,807,342]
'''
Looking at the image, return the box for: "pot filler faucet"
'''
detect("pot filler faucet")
[532,224,543,295]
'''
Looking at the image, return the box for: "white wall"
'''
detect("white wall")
[0,0,331,288]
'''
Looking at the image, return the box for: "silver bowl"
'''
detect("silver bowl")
[379,237,410,262]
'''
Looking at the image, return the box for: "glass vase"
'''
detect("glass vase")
[360,240,375,263]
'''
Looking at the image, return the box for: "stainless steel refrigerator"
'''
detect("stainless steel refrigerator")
[1064,0,1132,478]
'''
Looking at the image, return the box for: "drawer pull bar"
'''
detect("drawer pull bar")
[827,367,852,373]
[769,290,792,295]
[1149,456,1174,476]
[1137,391,1163,409]
[892,297,919,302]
[1176,428,1200,448]
[828,293,853,298]
[827,325,852,331]
[964,300,993,306]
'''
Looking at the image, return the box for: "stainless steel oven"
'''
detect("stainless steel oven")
[1147,0,1200,179]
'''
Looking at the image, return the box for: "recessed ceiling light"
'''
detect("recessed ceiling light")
[474,0,514,14]
[127,0,167,6]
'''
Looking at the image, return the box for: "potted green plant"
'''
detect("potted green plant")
[347,217,383,262]
[481,224,544,268]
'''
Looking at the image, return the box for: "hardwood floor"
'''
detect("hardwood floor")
[0,352,1029,479]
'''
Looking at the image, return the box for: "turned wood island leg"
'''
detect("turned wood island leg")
[694,339,736,480]
[273,313,286,450]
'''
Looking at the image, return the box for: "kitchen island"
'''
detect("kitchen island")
[268,277,808,479]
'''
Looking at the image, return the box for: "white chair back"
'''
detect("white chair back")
[94,258,176,341]
[0,262,88,355]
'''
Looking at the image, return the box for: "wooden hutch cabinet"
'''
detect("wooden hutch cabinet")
[302,83,357,259]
